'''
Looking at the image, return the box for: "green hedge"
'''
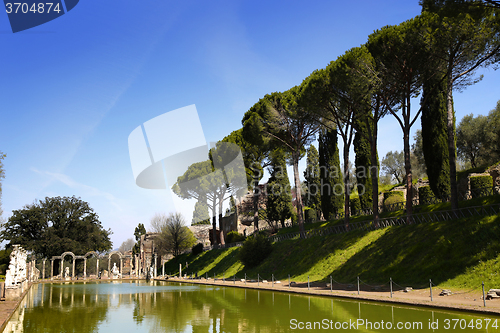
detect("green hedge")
[350,197,361,215]
[418,186,437,205]
[191,243,204,256]
[225,231,246,244]
[470,175,493,198]
[383,191,405,208]
[239,233,272,268]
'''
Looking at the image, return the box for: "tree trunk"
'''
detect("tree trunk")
[447,76,459,211]
[371,127,379,227]
[253,171,260,232]
[343,144,350,229]
[211,198,218,246]
[292,151,305,237]
[404,127,413,219]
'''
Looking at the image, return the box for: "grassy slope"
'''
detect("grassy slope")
[165,212,500,290]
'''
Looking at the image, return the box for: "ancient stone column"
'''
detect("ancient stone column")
[42,259,46,280]
[120,258,123,277]
[50,260,54,280]
[72,259,75,279]
[135,255,139,277]
[154,254,157,278]
[83,258,87,279]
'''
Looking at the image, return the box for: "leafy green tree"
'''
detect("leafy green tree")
[150,213,196,257]
[173,160,227,245]
[132,223,146,257]
[328,45,387,223]
[0,196,112,258]
[303,145,321,216]
[422,0,500,209]
[266,149,293,229]
[318,128,344,220]
[0,247,11,274]
[238,233,272,268]
[382,151,405,184]
[456,113,489,167]
[192,196,210,225]
[303,64,356,226]
[482,101,500,164]
[240,116,273,232]
[242,87,320,236]
[367,16,433,216]
[410,130,427,181]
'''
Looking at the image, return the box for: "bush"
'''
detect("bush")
[191,243,204,256]
[304,208,317,223]
[470,175,493,198]
[239,233,272,268]
[291,212,298,225]
[418,186,437,205]
[383,191,405,209]
[350,197,361,215]
[225,231,245,244]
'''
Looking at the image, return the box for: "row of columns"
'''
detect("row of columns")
[40,253,163,280]
[49,257,118,279]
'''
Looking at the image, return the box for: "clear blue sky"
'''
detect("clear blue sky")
[1,0,499,248]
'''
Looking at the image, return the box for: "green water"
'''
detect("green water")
[3,281,499,332]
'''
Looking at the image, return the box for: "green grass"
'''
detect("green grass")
[274,194,500,236]
[165,213,500,290]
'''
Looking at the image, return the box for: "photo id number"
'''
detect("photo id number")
[5,3,61,14]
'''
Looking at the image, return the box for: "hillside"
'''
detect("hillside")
[165,209,500,290]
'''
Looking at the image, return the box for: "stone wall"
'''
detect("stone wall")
[189,225,211,246]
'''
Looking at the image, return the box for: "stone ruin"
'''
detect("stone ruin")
[4,245,31,300]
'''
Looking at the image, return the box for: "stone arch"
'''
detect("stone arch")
[108,251,123,277]
[82,252,100,279]
[108,251,123,259]
[60,252,76,279]
[84,251,99,259]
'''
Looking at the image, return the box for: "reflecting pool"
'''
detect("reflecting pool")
[3,281,499,332]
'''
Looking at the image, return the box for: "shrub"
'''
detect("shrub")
[383,191,405,209]
[470,175,493,198]
[304,208,317,223]
[350,197,361,215]
[225,231,245,244]
[291,212,298,225]
[191,243,204,256]
[418,186,437,205]
[239,233,272,268]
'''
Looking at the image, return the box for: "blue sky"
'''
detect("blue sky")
[1,0,499,248]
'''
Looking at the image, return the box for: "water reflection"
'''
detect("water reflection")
[3,281,499,333]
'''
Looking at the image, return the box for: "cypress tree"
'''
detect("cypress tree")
[303,145,321,217]
[266,149,293,229]
[353,117,374,211]
[421,71,451,200]
[318,128,344,220]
